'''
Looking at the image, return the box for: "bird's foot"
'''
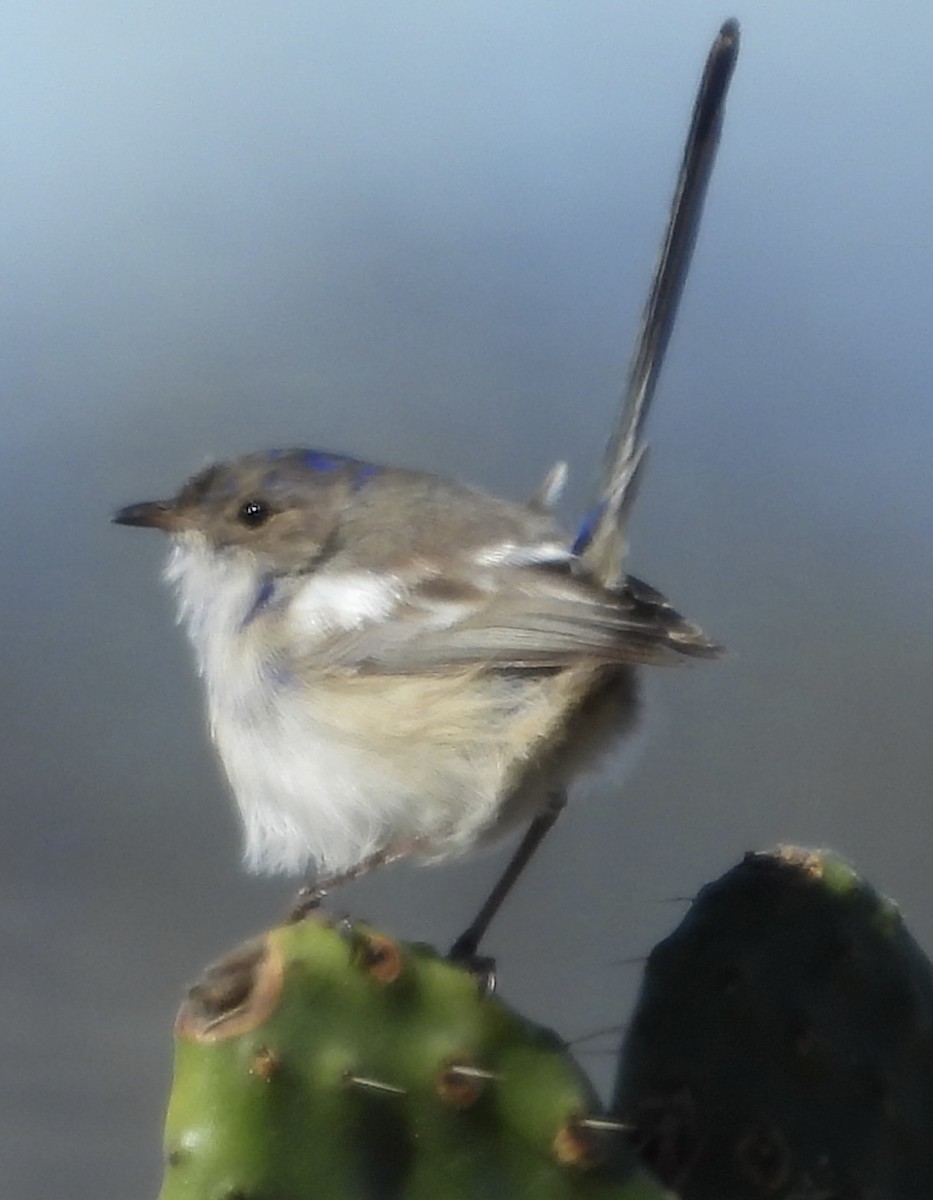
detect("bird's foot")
[447,933,497,994]
[287,882,330,923]
[286,842,420,924]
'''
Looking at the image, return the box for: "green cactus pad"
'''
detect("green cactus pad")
[613,845,933,1199]
[159,912,669,1200]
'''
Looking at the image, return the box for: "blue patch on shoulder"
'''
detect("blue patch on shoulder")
[571,500,607,556]
[264,661,293,688]
[241,574,276,628]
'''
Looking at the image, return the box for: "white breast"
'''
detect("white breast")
[163,537,558,876]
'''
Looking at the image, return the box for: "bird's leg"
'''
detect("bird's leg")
[287,841,421,922]
[448,791,567,966]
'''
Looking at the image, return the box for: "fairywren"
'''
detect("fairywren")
[115,23,737,940]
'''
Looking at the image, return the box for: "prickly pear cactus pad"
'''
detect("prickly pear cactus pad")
[613,846,933,1200]
[159,912,669,1200]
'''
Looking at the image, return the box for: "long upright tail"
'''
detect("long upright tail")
[579,20,740,590]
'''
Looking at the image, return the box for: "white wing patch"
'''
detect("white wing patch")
[472,539,570,567]
[288,571,402,637]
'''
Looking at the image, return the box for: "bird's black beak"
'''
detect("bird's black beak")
[112,500,179,532]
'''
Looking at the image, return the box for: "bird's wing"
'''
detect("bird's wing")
[284,540,719,675]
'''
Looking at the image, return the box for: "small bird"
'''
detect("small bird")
[115,22,738,953]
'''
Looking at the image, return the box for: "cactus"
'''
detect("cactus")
[158,849,933,1198]
[613,846,933,1199]
[159,911,669,1200]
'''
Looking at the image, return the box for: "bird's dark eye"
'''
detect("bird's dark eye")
[237,499,271,529]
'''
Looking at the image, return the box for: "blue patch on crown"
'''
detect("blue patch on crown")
[263,448,383,491]
[301,449,347,472]
[264,448,350,469]
[351,461,382,491]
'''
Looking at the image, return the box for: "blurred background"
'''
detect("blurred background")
[4,2,933,1195]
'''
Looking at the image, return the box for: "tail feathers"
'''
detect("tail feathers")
[583,20,739,588]
[528,461,569,513]
[622,574,723,660]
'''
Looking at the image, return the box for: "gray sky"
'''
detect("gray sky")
[5,4,933,1196]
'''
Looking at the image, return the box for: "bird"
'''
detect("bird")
[114,21,738,957]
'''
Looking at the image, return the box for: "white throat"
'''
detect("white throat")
[163,535,266,682]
